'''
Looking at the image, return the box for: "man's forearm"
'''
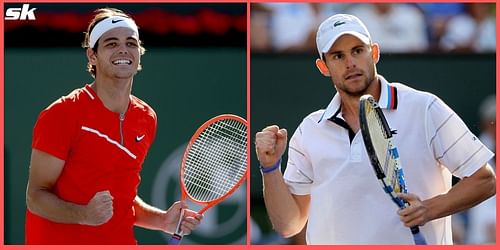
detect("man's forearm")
[26,187,86,224]
[133,196,166,231]
[262,171,308,238]
[424,164,496,221]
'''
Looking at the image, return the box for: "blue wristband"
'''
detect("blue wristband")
[260,159,282,174]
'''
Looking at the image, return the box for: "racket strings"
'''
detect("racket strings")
[186,134,245,199]
[184,118,247,202]
[185,142,244,200]
[192,120,246,179]
[365,105,402,192]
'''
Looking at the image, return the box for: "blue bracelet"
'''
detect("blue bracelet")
[260,159,282,174]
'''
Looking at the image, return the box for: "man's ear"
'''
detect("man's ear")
[315,59,330,77]
[86,48,97,65]
[371,43,380,64]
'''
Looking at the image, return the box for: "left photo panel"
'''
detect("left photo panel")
[4,3,247,245]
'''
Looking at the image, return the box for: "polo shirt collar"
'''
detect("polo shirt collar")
[319,74,398,123]
[378,75,399,110]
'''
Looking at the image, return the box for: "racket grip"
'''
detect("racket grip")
[168,208,185,245]
[410,226,427,245]
[168,233,183,245]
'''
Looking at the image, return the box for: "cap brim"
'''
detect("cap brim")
[320,31,370,58]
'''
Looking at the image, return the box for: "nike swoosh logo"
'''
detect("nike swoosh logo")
[135,134,145,142]
[334,21,346,27]
[112,19,124,24]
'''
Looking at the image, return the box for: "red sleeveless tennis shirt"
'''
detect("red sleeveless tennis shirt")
[26,84,157,244]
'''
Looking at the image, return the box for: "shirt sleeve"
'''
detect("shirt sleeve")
[425,96,494,178]
[283,123,314,195]
[32,99,77,161]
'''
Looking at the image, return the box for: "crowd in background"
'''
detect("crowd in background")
[251,3,496,54]
[453,94,496,245]
[4,4,246,48]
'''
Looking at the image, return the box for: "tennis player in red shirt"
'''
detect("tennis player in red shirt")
[25,8,202,244]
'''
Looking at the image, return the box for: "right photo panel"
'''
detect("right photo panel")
[250,2,496,245]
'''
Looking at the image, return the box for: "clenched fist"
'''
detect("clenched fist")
[255,125,288,167]
[80,190,114,226]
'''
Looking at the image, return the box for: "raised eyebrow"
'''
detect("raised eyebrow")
[327,50,343,57]
[102,37,119,43]
[101,37,138,43]
[126,37,139,42]
[352,45,366,51]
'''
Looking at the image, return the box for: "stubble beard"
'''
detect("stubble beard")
[337,69,376,98]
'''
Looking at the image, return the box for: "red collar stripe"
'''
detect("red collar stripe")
[387,84,398,110]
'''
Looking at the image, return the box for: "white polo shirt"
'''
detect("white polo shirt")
[283,75,494,244]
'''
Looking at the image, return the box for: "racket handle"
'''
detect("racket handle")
[168,208,185,245]
[410,226,427,245]
[168,233,183,245]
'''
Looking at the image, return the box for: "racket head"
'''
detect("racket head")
[359,95,427,245]
[179,114,248,213]
[359,94,406,207]
[359,95,392,178]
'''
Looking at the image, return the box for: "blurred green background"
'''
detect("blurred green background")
[4,47,247,244]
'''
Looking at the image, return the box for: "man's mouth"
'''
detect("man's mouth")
[112,59,132,65]
[345,72,363,80]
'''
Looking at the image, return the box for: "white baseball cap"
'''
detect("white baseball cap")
[316,14,371,59]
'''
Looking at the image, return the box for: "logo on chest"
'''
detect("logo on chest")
[135,134,145,142]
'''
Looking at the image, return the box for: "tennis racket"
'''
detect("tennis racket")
[167,114,248,245]
[359,94,427,245]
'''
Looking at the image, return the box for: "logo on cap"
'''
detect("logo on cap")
[334,21,346,27]
[111,19,124,24]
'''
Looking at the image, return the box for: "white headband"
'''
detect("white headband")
[89,16,139,48]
